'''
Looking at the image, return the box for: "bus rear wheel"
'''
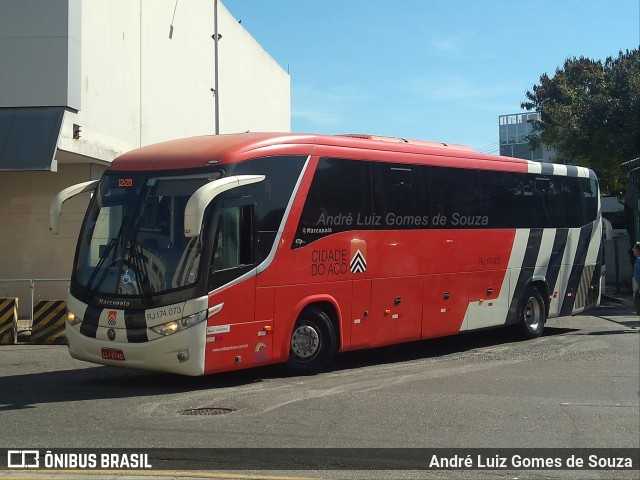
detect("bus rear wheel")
[516,285,547,339]
[285,307,337,375]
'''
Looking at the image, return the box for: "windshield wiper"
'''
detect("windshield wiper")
[86,219,126,292]
[125,239,153,304]
[123,205,155,304]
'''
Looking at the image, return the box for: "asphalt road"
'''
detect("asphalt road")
[0,299,638,479]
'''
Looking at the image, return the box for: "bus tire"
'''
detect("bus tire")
[285,307,337,375]
[516,285,547,339]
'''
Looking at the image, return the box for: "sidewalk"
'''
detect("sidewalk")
[602,284,635,311]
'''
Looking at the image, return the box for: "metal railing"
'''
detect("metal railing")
[0,278,69,323]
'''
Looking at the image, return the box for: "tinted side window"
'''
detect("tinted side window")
[430,167,482,228]
[372,163,429,229]
[535,176,565,228]
[518,175,566,228]
[479,170,522,228]
[295,158,372,247]
[231,156,306,259]
[563,176,587,227]
[582,177,599,223]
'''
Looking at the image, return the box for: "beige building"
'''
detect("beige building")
[0,0,290,317]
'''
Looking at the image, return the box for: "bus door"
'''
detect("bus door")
[204,196,268,373]
[422,274,469,339]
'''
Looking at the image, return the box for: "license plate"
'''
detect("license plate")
[101,348,125,361]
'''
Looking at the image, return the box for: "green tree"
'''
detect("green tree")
[521,49,640,194]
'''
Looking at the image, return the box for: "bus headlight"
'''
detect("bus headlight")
[67,311,82,326]
[150,310,207,336]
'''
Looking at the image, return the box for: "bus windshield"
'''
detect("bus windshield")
[73,172,217,299]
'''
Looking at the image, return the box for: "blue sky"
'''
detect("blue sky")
[222,0,639,153]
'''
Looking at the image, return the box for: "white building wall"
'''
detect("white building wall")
[217,5,291,134]
[59,0,290,162]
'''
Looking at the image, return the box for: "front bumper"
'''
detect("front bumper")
[66,320,206,376]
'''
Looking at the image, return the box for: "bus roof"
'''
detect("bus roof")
[108,132,541,172]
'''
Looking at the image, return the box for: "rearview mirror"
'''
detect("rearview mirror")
[184,175,265,238]
[49,180,99,234]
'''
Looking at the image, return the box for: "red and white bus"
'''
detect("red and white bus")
[50,133,603,376]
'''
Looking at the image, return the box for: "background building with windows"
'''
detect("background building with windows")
[0,0,290,317]
[498,113,555,162]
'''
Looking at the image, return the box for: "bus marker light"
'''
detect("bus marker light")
[263,325,272,332]
[67,312,81,326]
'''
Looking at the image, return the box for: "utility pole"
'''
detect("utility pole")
[213,0,220,135]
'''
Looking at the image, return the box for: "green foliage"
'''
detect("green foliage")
[521,49,640,194]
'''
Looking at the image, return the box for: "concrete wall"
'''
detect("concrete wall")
[604,237,634,289]
[0,164,104,316]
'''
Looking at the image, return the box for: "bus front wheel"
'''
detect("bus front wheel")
[516,285,547,339]
[285,307,337,374]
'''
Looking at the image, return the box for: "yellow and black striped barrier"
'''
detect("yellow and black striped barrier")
[0,298,18,345]
[30,300,67,345]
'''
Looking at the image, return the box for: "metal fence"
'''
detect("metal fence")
[0,278,69,325]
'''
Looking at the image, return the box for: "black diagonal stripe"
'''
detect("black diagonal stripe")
[506,229,544,325]
[33,301,60,319]
[125,310,148,343]
[0,301,13,318]
[560,224,595,316]
[545,229,569,298]
[33,301,65,330]
[80,305,102,338]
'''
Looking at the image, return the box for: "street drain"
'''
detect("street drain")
[178,407,235,416]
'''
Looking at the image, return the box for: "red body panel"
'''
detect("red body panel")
[204,226,518,373]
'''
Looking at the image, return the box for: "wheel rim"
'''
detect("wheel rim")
[524,296,543,332]
[290,324,320,360]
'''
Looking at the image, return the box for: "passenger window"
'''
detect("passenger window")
[430,167,480,227]
[295,158,372,246]
[371,163,429,227]
[563,177,587,227]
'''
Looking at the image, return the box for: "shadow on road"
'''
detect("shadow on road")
[2,316,623,411]
[0,360,280,411]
